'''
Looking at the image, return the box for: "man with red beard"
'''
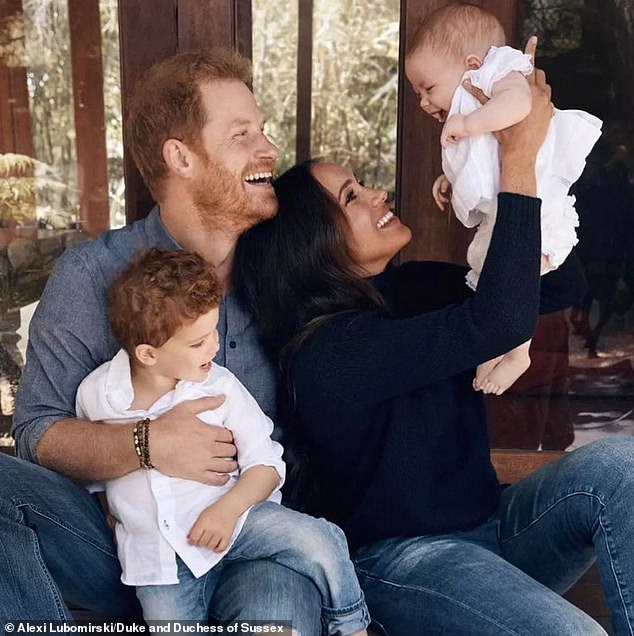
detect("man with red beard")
[3,49,321,632]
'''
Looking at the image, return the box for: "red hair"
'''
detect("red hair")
[127,48,252,200]
[109,248,222,354]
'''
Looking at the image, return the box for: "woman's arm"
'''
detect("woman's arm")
[293,194,541,405]
[292,52,554,406]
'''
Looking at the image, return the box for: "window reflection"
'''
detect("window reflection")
[487,0,634,450]
[0,0,121,448]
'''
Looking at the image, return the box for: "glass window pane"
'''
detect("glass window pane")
[251,0,400,191]
[487,0,634,451]
[312,0,399,190]
[252,0,299,176]
[0,0,122,449]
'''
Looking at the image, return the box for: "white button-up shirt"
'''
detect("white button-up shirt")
[75,349,285,585]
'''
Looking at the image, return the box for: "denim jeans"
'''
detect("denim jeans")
[355,437,634,636]
[0,455,321,634]
[137,501,369,635]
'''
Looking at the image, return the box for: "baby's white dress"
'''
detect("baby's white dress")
[442,45,602,289]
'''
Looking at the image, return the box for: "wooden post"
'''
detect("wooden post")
[295,0,313,163]
[68,0,110,237]
[0,64,12,152]
[118,0,177,223]
[178,0,251,54]
[0,0,33,156]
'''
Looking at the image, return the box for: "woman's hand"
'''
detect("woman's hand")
[463,36,553,196]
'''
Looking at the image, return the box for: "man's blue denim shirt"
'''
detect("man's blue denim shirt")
[12,207,278,462]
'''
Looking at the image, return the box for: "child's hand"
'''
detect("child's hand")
[441,114,470,147]
[187,500,239,553]
[432,174,451,210]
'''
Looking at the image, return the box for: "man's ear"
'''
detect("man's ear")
[162,138,195,178]
[135,344,157,367]
[465,54,482,70]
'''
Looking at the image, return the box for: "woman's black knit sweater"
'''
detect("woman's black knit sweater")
[287,193,585,550]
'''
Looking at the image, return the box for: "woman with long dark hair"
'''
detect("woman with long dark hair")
[235,71,634,635]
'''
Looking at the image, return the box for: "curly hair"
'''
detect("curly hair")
[109,248,222,354]
[127,48,252,201]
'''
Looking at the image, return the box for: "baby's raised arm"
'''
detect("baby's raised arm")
[441,71,532,146]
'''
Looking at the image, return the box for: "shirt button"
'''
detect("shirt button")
[163,520,170,530]
[229,341,237,349]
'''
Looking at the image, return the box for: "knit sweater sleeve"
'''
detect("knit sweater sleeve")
[291,193,541,405]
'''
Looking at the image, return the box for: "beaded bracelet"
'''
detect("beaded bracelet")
[133,417,154,469]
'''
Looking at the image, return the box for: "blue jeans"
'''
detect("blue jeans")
[354,437,634,636]
[137,501,369,635]
[0,455,321,634]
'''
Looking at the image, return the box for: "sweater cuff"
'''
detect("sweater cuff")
[497,192,541,231]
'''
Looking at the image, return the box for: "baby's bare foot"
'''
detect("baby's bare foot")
[480,352,531,395]
[474,356,503,391]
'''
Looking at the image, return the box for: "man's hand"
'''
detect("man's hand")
[150,395,238,485]
[432,174,451,210]
[440,114,470,147]
[188,499,239,552]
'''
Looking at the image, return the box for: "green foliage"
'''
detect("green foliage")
[0,154,36,227]
[253,0,400,189]
[17,0,396,231]
[0,153,73,229]
[20,0,123,229]
[252,1,299,175]
[23,0,77,218]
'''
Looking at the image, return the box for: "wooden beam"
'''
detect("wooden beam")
[7,65,32,155]
[67,0,110,237]
[118,0,178,223]
[177,0,252,61]
[234,0,253,60]
[295,0,313,163]
[0,64,13,152]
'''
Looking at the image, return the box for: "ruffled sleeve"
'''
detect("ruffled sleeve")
[466,45,533,97]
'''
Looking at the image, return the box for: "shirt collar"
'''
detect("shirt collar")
[145,205,182,249]
[105,348,206,414]
[105,349,137,412]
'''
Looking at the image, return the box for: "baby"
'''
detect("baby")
[75,248,369,635]
[405,2,601,395]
